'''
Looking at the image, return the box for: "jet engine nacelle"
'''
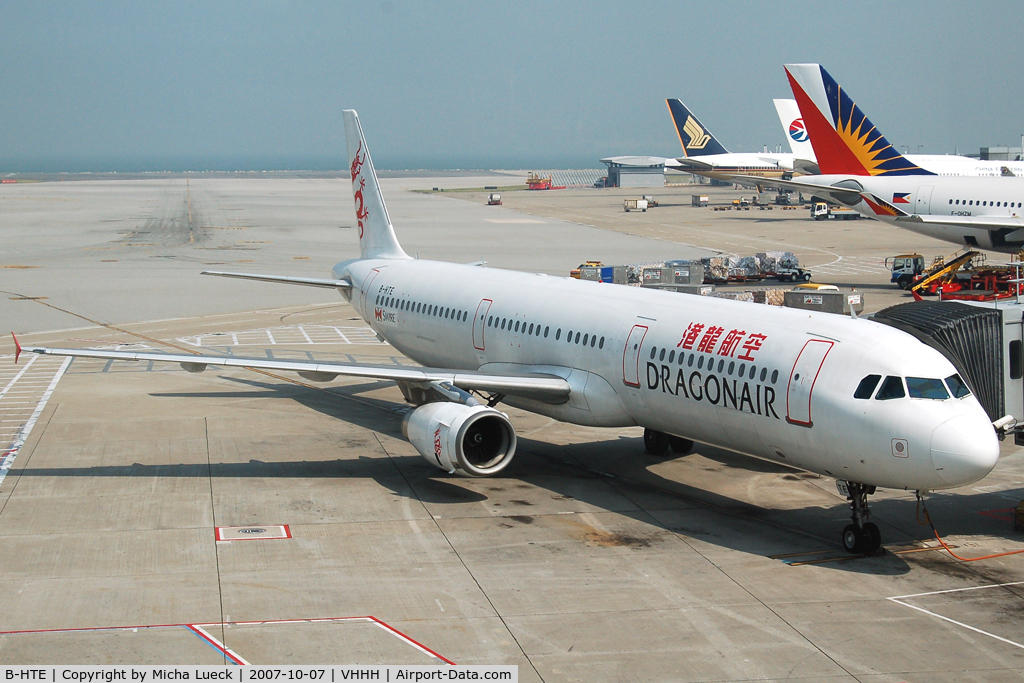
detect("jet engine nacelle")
[402,402,517,477]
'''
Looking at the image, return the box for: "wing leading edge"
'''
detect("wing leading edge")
[21,345,571,404]
[201,271,352,289]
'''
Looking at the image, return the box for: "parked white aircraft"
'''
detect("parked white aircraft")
[772,98,1021,178]
[663,98,817,181]
[753,65,1024,253]
[16,111,1003,554]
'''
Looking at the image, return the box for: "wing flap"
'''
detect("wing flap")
[23,346,571,402]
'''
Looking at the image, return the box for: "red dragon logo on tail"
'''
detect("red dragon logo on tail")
[350,141,368,239]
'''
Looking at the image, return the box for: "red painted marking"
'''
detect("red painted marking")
[185,625,246,665]
[214,525,291,541]
[979,508,1015,522]
[0,616,454,664]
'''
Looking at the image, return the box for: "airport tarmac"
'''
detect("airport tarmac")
[1,176,1023,680]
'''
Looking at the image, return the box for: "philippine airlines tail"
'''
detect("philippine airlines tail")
[784,64,932,177]
[666,99,729,157]
[343,110,409,260]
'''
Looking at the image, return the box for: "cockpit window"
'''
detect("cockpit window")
[875,376,905,400]
[945,374,972,398]
[854,374,881,399]
[906,377,950,399]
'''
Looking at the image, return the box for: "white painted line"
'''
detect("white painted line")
[0,356,38,400]
[299,326,314,344]
[889,581,1024,601]
[266,329,276,345]
[887,582,1024,651]
[189,624,250,665]
[0,356,71,488]
[333,326,350,343]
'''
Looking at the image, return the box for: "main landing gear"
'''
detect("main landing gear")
[840,481,882,555]
[643,428,693,457]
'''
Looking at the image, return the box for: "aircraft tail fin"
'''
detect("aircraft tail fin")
[343,110,410,260]
[666,99,729,157]
[773,99,816,163]
[783,64,932,177]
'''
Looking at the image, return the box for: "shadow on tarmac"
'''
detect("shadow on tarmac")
[13,374,1024,577]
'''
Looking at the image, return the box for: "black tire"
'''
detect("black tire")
[862,522,882,554]
[842,524,865,554]
[669,436,693,454]
[897,275,913,290]
[643,428,671,456]
[802,272,812,281]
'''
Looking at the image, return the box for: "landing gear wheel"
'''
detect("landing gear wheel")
[643,428,671,456]
[842,524,864,554]
[862,522,882,554]
[840,482,881,554]
[669,436,693,454]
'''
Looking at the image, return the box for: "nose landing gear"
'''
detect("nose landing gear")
[839,481,883,555]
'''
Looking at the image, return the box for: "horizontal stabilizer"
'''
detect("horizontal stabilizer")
[201,271,351,289]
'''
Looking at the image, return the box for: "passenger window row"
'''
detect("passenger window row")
[853,373,971,401]
[485,315,607,349]
[375,294,469,322]
[949,199,1022,208]
[648,345,778,384]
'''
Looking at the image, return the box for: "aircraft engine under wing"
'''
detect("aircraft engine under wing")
[21,346,571,404]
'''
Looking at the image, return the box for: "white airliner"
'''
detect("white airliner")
[662,99,818,181]
[773,98,1021,178]
[16,110,1002,555]
[754,65,1024,253]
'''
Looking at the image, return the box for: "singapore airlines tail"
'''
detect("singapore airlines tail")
[666,99,729,157]
[783,64,933,177]
[343,109,410,260]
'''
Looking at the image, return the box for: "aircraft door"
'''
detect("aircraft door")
[915,185,933,215]
[622,325,648,387]
[473,299,493,350]
[360,268,381,318]
[786,339,834,427]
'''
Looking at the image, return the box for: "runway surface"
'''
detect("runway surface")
[1,176,1022,680]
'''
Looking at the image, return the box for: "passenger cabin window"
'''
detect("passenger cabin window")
[906,377,950,399]
[945,374,972,398]
[875,376,905,400]
[854,374,881,399]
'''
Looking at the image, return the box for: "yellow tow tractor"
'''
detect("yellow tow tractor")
[570,260,603,279]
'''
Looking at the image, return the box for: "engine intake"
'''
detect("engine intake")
[403,402,517,477]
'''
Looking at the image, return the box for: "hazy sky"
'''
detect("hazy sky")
[2,1,1023,171]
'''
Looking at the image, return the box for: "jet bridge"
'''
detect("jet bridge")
[873,300,1024,443]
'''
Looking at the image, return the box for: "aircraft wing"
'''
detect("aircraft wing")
[895,214,1024,230]
[201,271,352,289]
[667,157,715,171]
[732,176,864,205]
[19,345,571,403]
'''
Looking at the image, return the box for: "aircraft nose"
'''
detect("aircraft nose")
[930,413,1000,487]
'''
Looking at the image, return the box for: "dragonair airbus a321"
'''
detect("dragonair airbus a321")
[15,111,1003,554]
